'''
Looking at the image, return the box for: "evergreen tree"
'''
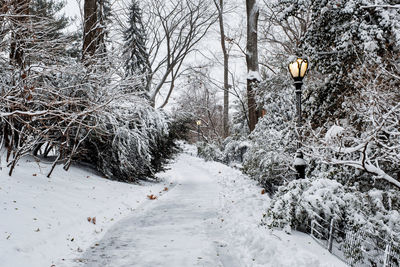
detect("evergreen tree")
[30,0,68,39]
[302,0,400,125]
[29,0,80,60]
[96,0,111,57]
[268,0,400,126]
[123,0,151,91]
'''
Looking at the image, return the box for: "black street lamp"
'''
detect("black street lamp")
[288,58,308,179]
[196,120,202,142]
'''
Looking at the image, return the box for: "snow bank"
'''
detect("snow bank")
[191,154,346,267]
[0,156,166,267]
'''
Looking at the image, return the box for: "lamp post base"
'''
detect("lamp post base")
[294,150,306,179]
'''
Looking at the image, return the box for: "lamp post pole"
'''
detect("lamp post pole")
[196,120,202,142]
[294,80,306,179]
[288,58,308,179]
[295,80,303,148]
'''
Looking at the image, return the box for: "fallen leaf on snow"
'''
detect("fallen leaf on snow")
[261,189,266,195]
[147,194,157,200]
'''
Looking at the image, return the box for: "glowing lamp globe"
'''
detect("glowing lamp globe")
[288,58,308,82]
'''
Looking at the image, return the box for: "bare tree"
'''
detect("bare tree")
[259,0,311,62]
[246,0,260,132]
[143,0,217,108]
[175,68,224,143]
[213,0,230,138]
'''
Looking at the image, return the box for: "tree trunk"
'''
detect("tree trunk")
[215,0,230,138]
[246,0,260,132]
[82,0,98,62]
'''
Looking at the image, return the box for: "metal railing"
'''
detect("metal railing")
[310,215,400,266]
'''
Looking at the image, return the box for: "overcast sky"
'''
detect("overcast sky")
[64,0,80,17]
[63,0,81,32]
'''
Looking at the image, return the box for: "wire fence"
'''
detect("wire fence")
[309,215,400,266]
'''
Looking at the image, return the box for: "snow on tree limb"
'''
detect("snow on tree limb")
[361,4,400,9]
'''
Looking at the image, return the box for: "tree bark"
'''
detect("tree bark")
[246,0,260,132]
[215,0,230,138]
[82,0,98,62]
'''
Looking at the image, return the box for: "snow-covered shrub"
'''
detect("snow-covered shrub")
[221,136,251,164]
[242,74,297,191]
[264,178,346,232]
[0,21,177,181]
[80,97,169,181]
[264,177,400,263]
[253,1,400,263]
[196,142,224,162]
[150,113,193,173]
[341,189,400,264]
[344,189,400,238]
[196,135,251,165]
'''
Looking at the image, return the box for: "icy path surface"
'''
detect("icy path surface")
[72,150,345,267]
[76,153,236,267]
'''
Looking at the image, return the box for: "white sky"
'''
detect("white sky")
[64,0,80,18]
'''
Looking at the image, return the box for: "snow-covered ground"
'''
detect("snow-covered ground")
[0,157,166,267]
[1,146,346,266]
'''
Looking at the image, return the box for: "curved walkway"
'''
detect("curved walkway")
[75,154,239,267]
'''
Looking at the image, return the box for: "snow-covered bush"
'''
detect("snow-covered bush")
[221,136,251,164]
[264,178,346,232]
[0,4,181,181]
[150,112,192,173]
[242,73,297,191]
[196,134,250,165]
[265,178,400,237]
[341,189,400,264]
[80,97,170,181]
[196,142,224,162]
[345,189,400,239]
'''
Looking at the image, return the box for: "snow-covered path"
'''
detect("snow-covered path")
[77,154,235,267]
[70,150,345,267]
[1,146,346,266]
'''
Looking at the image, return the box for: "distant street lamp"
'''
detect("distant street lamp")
[288,58,308,179]
[196,120,202,142]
